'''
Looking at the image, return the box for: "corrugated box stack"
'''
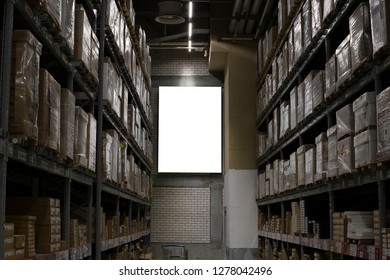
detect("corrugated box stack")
[345,211,374,242]
[38,69,61,153]
[273,160,280,195]
[6,215,36,259]
[336,104,355,175]
[69,219,79,248]
[333,212,347,242]
[60,89,75,161]
[74,106,89,168]
[315,132,328,182]
[297,81,305,124]
[353,92,377,168]
[304,71,319,119]
[289,151,298,190]
[327,125,338,178]
[3,223,16,260]
[297,145,314,187]
[290,87,297,130]
[61,0,75,54]
[373,210,390,247]
[9,30,42,142]
[323,0,335,21]
[302,0,312,51]
[369,0,390,56]
[312,70,325,110]
[300,200,308,235]
[324,54,337,99]
[26,0,61,31]
[283,159,290,191]
[377,87,390,162]
[6,197,62,254]
[291,201,301,235]
[86,113,96,172]
[312,0,323,38]
[304,146,316,185]
[349,2,373,73]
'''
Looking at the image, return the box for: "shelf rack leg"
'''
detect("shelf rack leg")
[378,179,386,257]
[137,204,141,233]
[0,0,14,260]
[87,184,93,259]
[128,201,132,238]
[116,195,120,238]
[329,189,334,260]
[63,177,71,245]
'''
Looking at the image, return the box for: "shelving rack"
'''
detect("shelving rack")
[0,0,152,260]
[256,0,390,260]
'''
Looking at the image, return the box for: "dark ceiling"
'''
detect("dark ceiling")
[133,0,277,51]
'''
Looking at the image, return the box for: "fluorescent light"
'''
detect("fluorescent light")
[188,40,192,52]
[189,1,193,19]
[188,22,192,38]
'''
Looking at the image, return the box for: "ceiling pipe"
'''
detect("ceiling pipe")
[228,0,243,34]
[245,0,262,34]
[236,0,252,34]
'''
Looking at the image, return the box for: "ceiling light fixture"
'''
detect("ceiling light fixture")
[155,1,185,25]
[188,40,192,52]
[189,1,193,19]
[188,22,192,38]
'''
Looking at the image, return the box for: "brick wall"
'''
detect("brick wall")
[151,187,211,243]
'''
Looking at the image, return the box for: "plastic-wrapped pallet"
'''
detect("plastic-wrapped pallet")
[283,160,290,191]
[288,30,295,73]
[267,119,273,150]
[327,125,338,178]
[273,108,280,145]
[121,85,129,132]
[27,0,61,31]
[297,81,305,124]
[107,130,119,183]
[376,87,390,162]
[337,136,354,175]
[312,70,325,110]
[60,89,75,161]
[90,31,99,83]
[280,100,290,137]
[103,57,121,117]
[354,129,377,168]
[290,87,297,130]
[293,13,303,63]
[9,30,42,142]
[336,35,352,88]
[311,0,323,38]
[302,0,312,50]
[277,53,284,89]
[74,106,88,168]
[336,103,355,140]
[273,160,280,195]
[120,141,128,189]
[279,160,285,193]
[333,212,347,242]
[266,164,273,196]
[87,113,96,172]
[272,59,279,95]
[297,145,314,186]
[283,42,289,82]
[257,132,267,158]
[278,0,288,35]
[315,132,328,182]
[290,151,298,189]
[38,69,61,153]
[61,0,75,54]
[369,0,390,56]
[124,25,133,77]
[349,2,373,73]
[305,147,316,185]
[353,92,377,133]
[324,54,337,99]
[304,71,320,118]
[323,0,335,21]
[102,132,113,181]
[128,154,135,192]
[267,26,279,60]
[74,5,92,71]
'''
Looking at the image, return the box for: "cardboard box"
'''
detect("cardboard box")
[336,36,352,88]
[61,0,75,54]
[327,125,338,177]
[353,91,377,133]
[290,87,298,130]
[302,0,312,50]
[297,145,314,186]
[377,87,390,161]
[293,13,303,63]
[354,129,377,168]
[312,0,323,37]
[297,81,305,124]
[74,5,91,69]
[323,0,335,21]
[312,70,325,110]
[315,132,328,181]
[90,31,99,82]
[87,113,97,172]
[290,152,298,189]
[325,54,337,99]
[304,71,320,118]
[4,223,14,238]
[349,2,373,72]
[369,0,390,55]
[338,136,355,175]
[60,89,75,161]
[273,160,279,195]
[336,103,355,140]
[10,30,42,141]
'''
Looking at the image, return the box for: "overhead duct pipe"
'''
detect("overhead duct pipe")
[228,0,243,34]
[236,0,252,34]
[245,0,262,34]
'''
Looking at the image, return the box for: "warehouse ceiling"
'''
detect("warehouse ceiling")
[133,0,278,51]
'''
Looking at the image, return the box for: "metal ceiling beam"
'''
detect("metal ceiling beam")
[147,28,210,43]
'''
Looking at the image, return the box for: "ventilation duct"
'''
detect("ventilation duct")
[155,1,185,25]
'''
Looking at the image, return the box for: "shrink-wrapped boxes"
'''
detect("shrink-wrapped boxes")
[325,54,337,99]
[288,30,295,73]
[290,152,298,189]
[38,69,61,152]
[294,13,303,63]
[273,160,280,195]
[60,89,75,161]
[283,159,291,191]
[107,129,119,183]
[61,0,75,54]
[333,212,347,242]
[280,101,290,137]
[267,119,273,150]
[336,103,355,140]
[103,57,121,117]
[312,70,325,110]
[266,163,273,196]
[279,159,285,193]
[312,0,323,38]
[305,147,316,185]
[376,87,390,162]
[278,0,288,34]
[349,2,373,72]
[74,5,91,70]
[304,71,320,118]
[323,0,335,21]
[272,59,279,95]
[369,0,390,56]
[327,125,338,178]
[6,215,36,258]
[315,132,328,182]
[277,54,284,89]
[257,132,267,158]
[354,129,377,168]
[120,141,128,188]
[297,145,315,186]
[102,132,113,181]
[74,107,88,168]
[121,85,129,131]
[336,36,352,88]
[27,0,61,31]
[302,0,312,50]
[90,32,99,83]
[10,30,42,142]
[86,113,96,172]
[353,92,377,133]
[297,81,305,124]
[290,87,297,130]
[337,136,354,175]
[273,107,280,145]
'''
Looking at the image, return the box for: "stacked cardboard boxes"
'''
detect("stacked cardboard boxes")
[345,211,374,241]
[369,0,390,56]
[377,87,390,162]
[336,104,355,175]
[60,89,75,161]
[74,106,89,168]
[336,35,352,88]
[333,212,347,242]
[6,216,36,258]
[315,132,328,182]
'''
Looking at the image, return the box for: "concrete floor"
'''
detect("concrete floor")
[151,242,226,260]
